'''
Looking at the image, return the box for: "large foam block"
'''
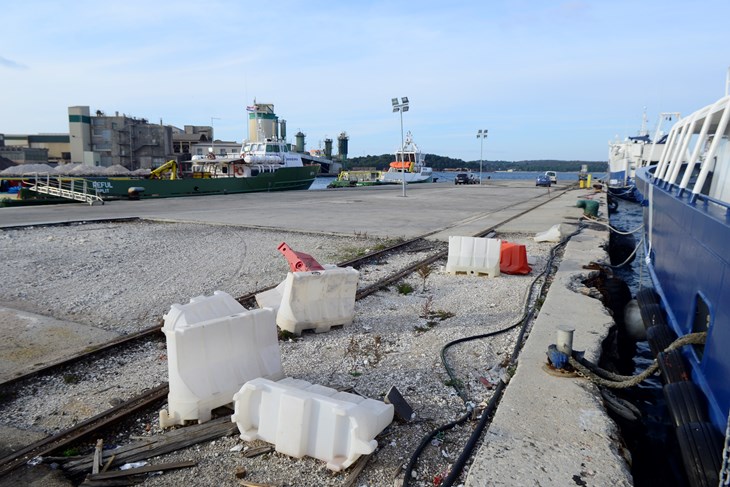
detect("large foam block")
[232,377,394,471]
[255,265,359,335]
[445,236,502,277]
[160,291,284,428]
[164,290,246,326]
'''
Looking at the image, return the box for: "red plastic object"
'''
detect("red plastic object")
[500,241,531,275]
[277,242,325,272]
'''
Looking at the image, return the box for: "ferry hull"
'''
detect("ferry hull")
[87,166,319,199]
[636,166,730,434]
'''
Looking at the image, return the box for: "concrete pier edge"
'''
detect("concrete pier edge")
[466,191,633,486]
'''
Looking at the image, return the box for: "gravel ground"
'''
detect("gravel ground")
[0,220,558,486]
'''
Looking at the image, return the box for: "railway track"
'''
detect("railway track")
[0,185,574,478]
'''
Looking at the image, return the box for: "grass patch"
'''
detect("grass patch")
[63,374,80,385]
[415,297,455,333]
[396,282,414,295]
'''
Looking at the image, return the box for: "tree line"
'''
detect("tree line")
[347,154,606,173]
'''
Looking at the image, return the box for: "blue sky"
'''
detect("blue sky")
[1,0,729,162]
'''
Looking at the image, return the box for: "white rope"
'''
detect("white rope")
[580,216,644,235]
[605,236,644,269]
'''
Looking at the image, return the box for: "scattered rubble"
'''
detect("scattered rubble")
[0,221,554,486]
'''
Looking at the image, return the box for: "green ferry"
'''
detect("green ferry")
[6,139,320,203]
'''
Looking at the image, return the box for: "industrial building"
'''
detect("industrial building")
[0,133,69,164]
[3,103,347,173]
[69,106,176,170]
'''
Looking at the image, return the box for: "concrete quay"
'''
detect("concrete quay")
[0,180,632,486]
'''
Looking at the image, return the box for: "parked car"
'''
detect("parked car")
[545,171,557,184]
[536,174,552,187]
[455,173,477,185]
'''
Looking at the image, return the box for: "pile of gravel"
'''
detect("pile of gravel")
[0,220,556,486]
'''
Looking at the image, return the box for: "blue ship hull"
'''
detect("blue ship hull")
[636,165,730,435]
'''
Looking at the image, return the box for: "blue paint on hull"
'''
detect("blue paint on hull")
[636,165,730,434]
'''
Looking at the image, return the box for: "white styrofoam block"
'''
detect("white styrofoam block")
[444,236,502,277]
[256,265,359,335]
[232,377,394,471]
[534,224,563,242]
[163,290,246,329]
[160,292,283,428]
[254,281,286,313]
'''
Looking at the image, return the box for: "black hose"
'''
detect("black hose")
[401,409,472,485]
[402,223,584,486]
[441,381,506,487]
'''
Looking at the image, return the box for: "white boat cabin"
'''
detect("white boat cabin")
[190,138,304,178]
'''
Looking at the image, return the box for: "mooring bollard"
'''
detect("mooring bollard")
[556,325,575,355]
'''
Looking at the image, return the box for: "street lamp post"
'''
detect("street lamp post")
[392,97,409,197]
[210,117,221,156]
[477,129,488,184]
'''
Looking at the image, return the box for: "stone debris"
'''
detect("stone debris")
[0,222,553,486]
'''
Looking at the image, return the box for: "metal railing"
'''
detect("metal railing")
[27,173,104,205]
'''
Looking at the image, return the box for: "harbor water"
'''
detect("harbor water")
[309,171,602,190]
[609,198,686,486]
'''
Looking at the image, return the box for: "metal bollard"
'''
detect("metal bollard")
[556,325,575,355]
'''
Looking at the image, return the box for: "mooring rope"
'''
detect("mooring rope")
[580,215,644,235]
[567,332,706,389]
[605,236,644,270]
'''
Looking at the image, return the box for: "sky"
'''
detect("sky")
[2,0,729,163]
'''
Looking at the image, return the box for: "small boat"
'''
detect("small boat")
[19,138,320,201]
[635,93,730,486]
[379,132,433,184]
[327,170,384,188]
[607,110,678,203]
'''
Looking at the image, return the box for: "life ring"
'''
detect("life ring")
[234,165,245,177]
[207,152,216,160]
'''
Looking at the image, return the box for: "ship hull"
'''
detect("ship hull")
[87,165,320,199]
[636,165,730,435]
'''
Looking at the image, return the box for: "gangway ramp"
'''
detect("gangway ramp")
[27,175,104,205]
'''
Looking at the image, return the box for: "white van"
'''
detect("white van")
[545,171,557,183]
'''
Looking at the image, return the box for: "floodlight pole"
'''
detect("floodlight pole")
[211,117,221,155]
[477,129,488,184]
[392,97,409,197]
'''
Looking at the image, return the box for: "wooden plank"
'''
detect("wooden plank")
[87,460,196,480]
[92,439,103,474]
[101,454,115,473]
[343,454,371,487]
[65,417,237,475]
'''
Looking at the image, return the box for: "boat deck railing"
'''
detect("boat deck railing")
[651,95,730,205]
[25,173,104,205]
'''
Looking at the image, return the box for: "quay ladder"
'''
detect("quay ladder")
[27,174,104,205]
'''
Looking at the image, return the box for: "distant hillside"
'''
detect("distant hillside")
[347,154,606,173]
